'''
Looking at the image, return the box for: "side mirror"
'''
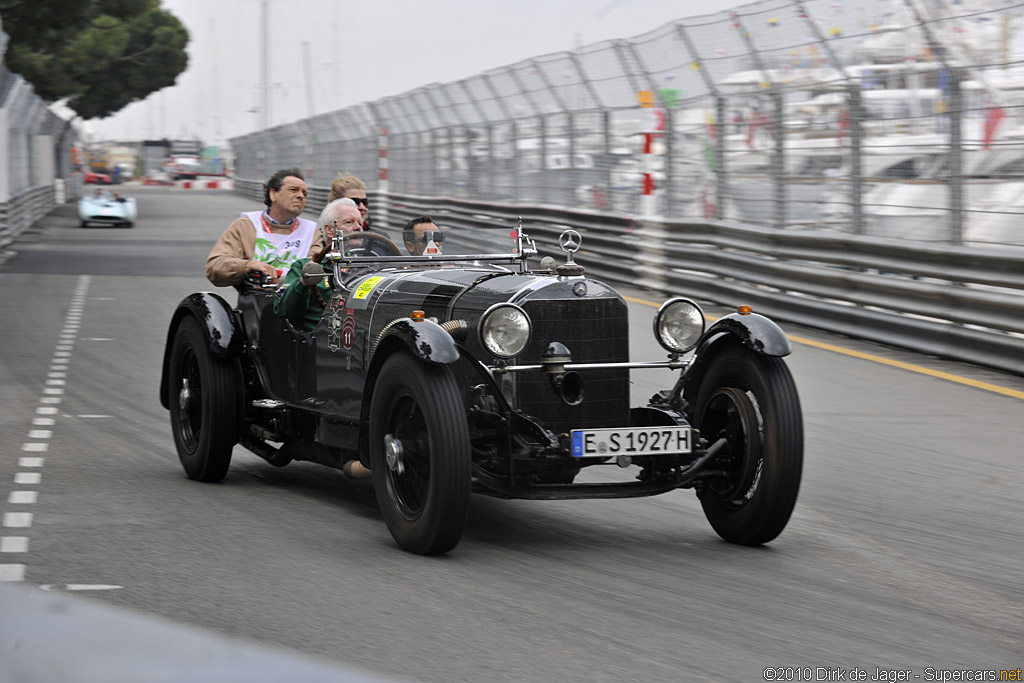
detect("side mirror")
[300,260,327,287]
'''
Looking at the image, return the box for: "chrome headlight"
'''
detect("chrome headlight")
[479,303,531,358]
[653,298,705,353]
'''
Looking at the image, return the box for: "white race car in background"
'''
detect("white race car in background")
[78,191,137,228]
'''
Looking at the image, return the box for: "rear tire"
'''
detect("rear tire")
[167,317,241,482]
[369,352,471,555]
[693,345,803,545]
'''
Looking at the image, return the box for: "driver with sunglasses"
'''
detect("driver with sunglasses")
[402,215,444,256]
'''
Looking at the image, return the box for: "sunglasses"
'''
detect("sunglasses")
[349,197,369,207]
[418,232,444,245]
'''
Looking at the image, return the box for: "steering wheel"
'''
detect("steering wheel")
[341,231,402,257]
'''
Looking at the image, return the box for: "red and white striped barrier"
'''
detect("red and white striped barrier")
[377,126,389,229]
[175,178,234,190]
[639,132,656,217]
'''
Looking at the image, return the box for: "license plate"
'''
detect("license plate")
[570,426,694,457]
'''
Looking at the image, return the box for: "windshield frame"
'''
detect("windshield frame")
[328,226,538,274]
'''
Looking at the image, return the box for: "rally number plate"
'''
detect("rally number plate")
[570,426,694,457]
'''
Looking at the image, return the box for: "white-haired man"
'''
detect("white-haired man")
[273,198,362,333]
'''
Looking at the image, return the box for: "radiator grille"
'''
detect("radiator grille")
[515,297,630,433]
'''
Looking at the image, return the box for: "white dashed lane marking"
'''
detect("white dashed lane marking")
[0,537,28,552]
[0,565,25,581]
[1,275,91,583]
[3,512,34,527]
[8,492,38,504]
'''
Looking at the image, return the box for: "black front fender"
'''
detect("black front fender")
[672,312,792,408]
[373,318,459,365]
[702,312,792,357]
[158,292,242,409]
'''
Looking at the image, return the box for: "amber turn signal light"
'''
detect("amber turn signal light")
[737,305,752,315]
[411,310,426,322]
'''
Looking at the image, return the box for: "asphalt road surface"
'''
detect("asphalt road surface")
[1,187,1021,682]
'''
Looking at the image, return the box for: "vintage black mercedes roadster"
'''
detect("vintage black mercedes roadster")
[160,223,803,555]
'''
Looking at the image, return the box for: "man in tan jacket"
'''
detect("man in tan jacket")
[205,168,316,286]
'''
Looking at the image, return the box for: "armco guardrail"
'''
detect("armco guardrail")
[235,178,1024,377]
[0,185,58,251]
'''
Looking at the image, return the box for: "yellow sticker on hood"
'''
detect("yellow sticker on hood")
[354,276,383,300]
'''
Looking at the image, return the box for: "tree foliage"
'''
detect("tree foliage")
[0,0,189,119]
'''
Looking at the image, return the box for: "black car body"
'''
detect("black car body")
[160,225,803,555]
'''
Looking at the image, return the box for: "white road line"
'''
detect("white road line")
[0,565,26,582]
[2,513,33,528]
[1,537,29,553]
[3,276,92,585]
[8,491,38,504]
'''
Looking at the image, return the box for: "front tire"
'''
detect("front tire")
[692,344,803,545]
[369,352,471,555]
[167,316,241,482]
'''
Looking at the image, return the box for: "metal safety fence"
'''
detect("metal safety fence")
[0,19,77,251]
[232,0,1024,248]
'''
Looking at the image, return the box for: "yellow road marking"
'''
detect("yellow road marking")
[622,295,1024,400]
